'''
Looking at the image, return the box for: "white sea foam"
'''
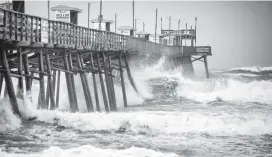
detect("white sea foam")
[0,99,21,132]
[230,66,272,73]
[222,73,258,77]
[0,145,179,157]
[178,77,272,104]
[31,109,272,136]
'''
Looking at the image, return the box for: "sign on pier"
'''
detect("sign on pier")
[55,10,70,23]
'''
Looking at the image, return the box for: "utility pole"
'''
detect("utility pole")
[143,22,145,32]
[160,17,162,33]
[88,2,90,28]
[99,0,102,31]
[195,17,197,46]
[115,13,117,33]
[135,18,139,35]
[132,0,135,36]
[185,22,187,46]
[178,19,180,46]
[47,0,50,19]
[115,13,122,33]
[160,17,163,44]
[87,2,97,29]
[154,8,158,43]
[166,16,171,45]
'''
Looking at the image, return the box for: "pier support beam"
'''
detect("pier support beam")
[90,52,100,112]
[23,53,32,101]
[55,70,61,108]
[0,74,3,96]
[76,53,93,112]
[16,48,24,100]
[204,55,209,79]
[118,51,127,108]
[102,51,113,111]
[63,51,77,112]
[124,54,138,94]
[0,41,20,116]
[96,52,109,112]
[38,49,46,109]
[107,55,117,111]
[45,54,56,110]
[68,54,78,112]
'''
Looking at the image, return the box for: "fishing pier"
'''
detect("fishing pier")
[0,1,211,117]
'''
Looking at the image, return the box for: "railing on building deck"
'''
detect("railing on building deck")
[0,8,211,56]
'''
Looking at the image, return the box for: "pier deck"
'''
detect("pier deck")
[0,8,211,116]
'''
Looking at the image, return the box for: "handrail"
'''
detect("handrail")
[0,7,211,56]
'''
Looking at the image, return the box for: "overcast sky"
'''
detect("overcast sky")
[10,1,272,70]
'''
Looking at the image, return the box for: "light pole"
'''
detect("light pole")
[132,0,135,36]
[152,8,158,43]
[98,0,102,31]
[88,1,98,29]
[195,17,197,46]
[178,19,180,46]
[48,0,50,20]
[135,18,140,35]
[115,13,122,33]
[166,16,171,45]
[143,22,145,32]
[172,19,180,46]
[185,22,187,46]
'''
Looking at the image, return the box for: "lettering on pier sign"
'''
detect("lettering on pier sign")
[55,11,70,23]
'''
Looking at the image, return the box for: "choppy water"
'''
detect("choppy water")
[1,63,272,157]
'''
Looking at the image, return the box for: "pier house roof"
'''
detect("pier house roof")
[91,16,114,23]
[136,31,151,35]
[118,26,135,31]
[51,5,83,13]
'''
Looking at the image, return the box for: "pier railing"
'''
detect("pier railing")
[0,8,211,56]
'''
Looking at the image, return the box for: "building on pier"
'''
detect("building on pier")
[51,5,82,25]
[118,26,135,36]
[91,15,114,31]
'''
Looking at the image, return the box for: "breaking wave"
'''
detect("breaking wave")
[30,110,272,136]
[0,99,21,132]
[0,145,178,157]
[177,76,272,104]
[228,66,272,74]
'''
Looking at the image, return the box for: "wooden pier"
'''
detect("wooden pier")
[0,7,211,117]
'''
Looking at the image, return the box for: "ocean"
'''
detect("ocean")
[1,63,272,157]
